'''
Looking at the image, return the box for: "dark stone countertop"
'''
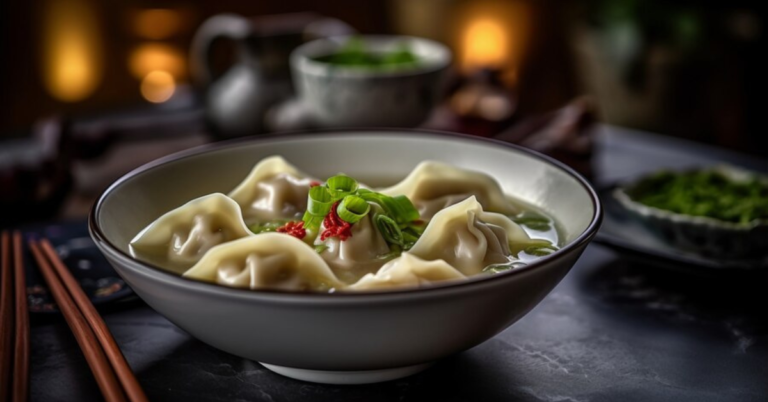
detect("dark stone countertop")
[26,125,768,401]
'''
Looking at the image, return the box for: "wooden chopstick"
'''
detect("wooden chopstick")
[13,231,29,402]
[1,231,13,402]
[29,239,128,402]
[39,239,148,402]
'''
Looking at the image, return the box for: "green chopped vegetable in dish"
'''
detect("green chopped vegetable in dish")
[628,169,768,224]
[313,37,419,69]
[512,211,553,232]
[248,221,290,234]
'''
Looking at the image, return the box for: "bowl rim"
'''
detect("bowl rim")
[89,128,602,300]
[290,34,452,78]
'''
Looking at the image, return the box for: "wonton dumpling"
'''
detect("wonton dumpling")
[315,211,391,284]
[183,234,343,291]
[228,156,315,223]
[379,161,519,219]
[349,253,466,290]
[130,193,252,273]
[408,197,532,276]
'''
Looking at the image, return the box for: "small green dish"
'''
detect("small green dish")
[613,165,768,259]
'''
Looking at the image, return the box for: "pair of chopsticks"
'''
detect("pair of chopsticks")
[1,232,28,402]
[1,232,148,402]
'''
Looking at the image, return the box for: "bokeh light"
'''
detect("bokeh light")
[140,71,176,103]
[42,0,103,102]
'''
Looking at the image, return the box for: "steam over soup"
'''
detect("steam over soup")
[130,157,561,292]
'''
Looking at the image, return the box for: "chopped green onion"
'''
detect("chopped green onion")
[483,262,526,274]
[302,210,325,231]
[303,186,335,230]
[314,244,329,254]
[307,186,333,216]
[327,175,358,197]
[523,245,557,257]
[336,195,370,224]
[390,195,420,223]
[512,211,552,231]
[374,214,403,246]
[358,191,420,223]
[401,230,420,243]
[248,221,287,234]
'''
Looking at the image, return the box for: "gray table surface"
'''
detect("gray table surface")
[28,125,768,402]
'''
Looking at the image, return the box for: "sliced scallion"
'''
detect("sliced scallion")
[336,195,370,224]
[374,214,403,246]
[307,186,333,216]
[358,191,420,224]
[302,210,325,231]
[327,174,358,197]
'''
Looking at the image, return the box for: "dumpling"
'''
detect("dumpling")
[379,161,519,219]
[228,156,316,223]
[315,210,392,284]
[408,196,532,276]
[183,234,343,291]
[130,193,252,273]
[348,253,466,291]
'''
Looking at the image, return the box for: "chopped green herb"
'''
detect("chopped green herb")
[302,174,423,249]
[482,262,527,274]
[374,214,404,246]
[628,169,768,224]
[248,221,289,234]
[314,244,329,254]
[523,245,558,257]
[312,37,419,70]
[512,211,552,231]
[336,195,370,224]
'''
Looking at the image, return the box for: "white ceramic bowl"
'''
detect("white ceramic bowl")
[290,35,451,127]
[90,130,601,384]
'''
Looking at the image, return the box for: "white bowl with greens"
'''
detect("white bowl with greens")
[290,35,451,127]
[90,130,601,384]
[613,165,768,259]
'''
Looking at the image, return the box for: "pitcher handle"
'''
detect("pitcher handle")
[190,14,252,86]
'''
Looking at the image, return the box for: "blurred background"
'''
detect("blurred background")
[1,0,765,152]
[0,0,766,224]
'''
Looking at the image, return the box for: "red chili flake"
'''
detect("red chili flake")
[309,181,322,187]
[276,221,307,239]
[320,201,353,241]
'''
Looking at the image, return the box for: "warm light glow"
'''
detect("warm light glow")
[140,71,176,103]
[128,43,185,80]
[462,19,508,69]
[454,1,530,78]
[134,9,183,40]
[42,0,103,102]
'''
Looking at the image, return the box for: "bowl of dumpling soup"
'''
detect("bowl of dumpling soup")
[90,130,601,384]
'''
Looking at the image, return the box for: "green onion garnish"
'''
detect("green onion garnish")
[390,195,420,223]
[374,214,403,246]
[307,186,334,216]
[523,245,558,257]
[512,211,552,231]
[301,174,422,250]
[482,262,527,274]
[314,244,329,254]
[357,190,419,224]
[248,220,289,234]
[302,210,325,231]
[327,174,358,198]
[303,186,335,230]
[337,195,370,224]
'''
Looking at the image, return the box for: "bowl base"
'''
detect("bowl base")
[260,362,433,384]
